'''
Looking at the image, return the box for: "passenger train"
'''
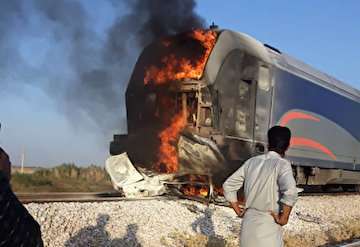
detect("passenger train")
[110,28,360,189]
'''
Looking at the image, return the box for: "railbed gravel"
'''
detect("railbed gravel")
[25,195,360,247]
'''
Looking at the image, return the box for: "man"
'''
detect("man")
[223,126,298,247]
[0,147,11,180]
[0,147,44,247]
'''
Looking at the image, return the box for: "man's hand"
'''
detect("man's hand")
[270,204,293,226]
[270,212,289,226]
[230,201,246,218]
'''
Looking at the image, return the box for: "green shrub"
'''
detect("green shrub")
[11,164,113,192]
[11,173,52,187]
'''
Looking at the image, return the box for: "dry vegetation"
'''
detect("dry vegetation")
[283,218,360,247]
[11,164,113,192]
[161,231,239,247]
[162,225,360,247]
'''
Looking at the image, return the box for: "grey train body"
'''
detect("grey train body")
[111,29,360,187]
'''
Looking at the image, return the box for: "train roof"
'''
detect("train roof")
[268,47,360,102]
[204,29,360,102]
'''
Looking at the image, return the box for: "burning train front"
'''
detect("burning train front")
[110,29,273,184]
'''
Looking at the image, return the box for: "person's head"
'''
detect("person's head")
[267,126,291,156]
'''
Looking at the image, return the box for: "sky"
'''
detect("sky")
[0,0,359,167]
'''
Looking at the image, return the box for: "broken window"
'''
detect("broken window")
[214,50,257,139]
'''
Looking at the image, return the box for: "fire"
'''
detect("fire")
[146,29,218,175]
[180,175,210,197]
[154,111,187,173]
[144,29,217,85]
[181,185,209,197]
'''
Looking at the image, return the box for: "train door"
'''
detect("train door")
[254,64,272,151]
[213,50,258,162]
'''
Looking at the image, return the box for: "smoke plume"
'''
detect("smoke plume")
[0,0,205,137]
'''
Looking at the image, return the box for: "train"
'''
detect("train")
[110,28,360,189]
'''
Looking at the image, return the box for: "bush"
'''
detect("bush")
[11,173,52,187]
[10,164,113,192]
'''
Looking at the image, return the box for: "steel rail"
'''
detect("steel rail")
[299,192,360,197]
[17,192,122,203]
[331,239,360,247]
[340,241,360,247]
[16,190,360,204]
[16,192,179,204]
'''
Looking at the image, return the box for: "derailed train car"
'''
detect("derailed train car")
[110,28,360,188]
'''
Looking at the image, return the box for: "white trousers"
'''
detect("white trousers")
[240,209,283,247]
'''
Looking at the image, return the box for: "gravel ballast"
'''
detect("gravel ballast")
[25,195,360,247]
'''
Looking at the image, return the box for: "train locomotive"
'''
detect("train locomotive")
[110,28,360,188]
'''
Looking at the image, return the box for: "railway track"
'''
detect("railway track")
[16,191,125,203]
[340,241,360,247]
[16,191,191,204]
[16,190,360,204]
[17,191,211,204]
[299,191,360,197]
[332,239,360,247]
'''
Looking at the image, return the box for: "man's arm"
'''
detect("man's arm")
[271,161,298,226]
[270,204,292,226]
[223,162,247,217]
[229,202,244,217]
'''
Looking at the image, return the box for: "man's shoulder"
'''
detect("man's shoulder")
[246,154,291,167]
[280,156,291,164]
[247,154,267,163]
[277,157,292,170]
[264,152,292,167]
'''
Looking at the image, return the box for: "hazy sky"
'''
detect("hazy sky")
[1,1,359,167]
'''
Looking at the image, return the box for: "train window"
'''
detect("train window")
[258,65,270,91]
[214,50,256,139]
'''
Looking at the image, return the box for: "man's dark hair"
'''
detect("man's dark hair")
[267,126,291,154]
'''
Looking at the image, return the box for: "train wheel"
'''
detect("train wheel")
[355,185,360,192]
[342,185,353,192]
[321,185,333,192]
[321,184,341,192]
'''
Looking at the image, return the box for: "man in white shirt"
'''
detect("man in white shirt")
[223,126,298,247]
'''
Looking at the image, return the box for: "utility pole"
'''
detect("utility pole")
[21,148,25,174]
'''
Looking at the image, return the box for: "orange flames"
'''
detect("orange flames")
[144,29,217,85]
[181,185,209,197]
[146,29,218,174]
[154,112,187,173]
[180,175,210,197]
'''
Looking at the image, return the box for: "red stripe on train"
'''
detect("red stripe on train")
[280,111,320,126]
[290,137,337,160]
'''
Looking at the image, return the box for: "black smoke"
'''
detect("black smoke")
[0,0,205,138]
[113,0,205,48]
